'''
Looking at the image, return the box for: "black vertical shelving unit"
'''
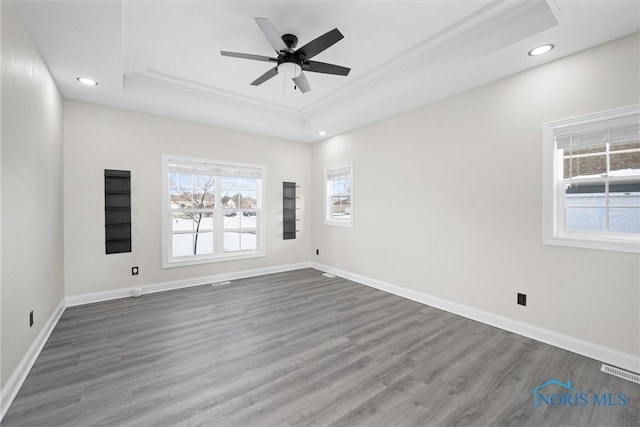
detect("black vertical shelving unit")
[283,182,297,240]
[104,169,131,254]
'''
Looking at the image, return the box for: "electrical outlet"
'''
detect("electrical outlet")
[29,310,34,327]
[316,249,319,255]
[132,266,139,276]
[517,293,527,306]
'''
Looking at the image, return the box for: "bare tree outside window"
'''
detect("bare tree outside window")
[164,158,263,266]
[169,174,215,255]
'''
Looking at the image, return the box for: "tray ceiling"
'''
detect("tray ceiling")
[12,0,640,142]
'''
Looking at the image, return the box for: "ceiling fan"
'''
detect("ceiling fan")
[221,18,350,93]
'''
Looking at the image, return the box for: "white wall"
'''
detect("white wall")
[311,33,640,357]
[63,100,311,297]
[1,2,64,388]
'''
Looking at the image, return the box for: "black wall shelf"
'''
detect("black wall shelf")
[105,169,131,254]
[283,182,297,240]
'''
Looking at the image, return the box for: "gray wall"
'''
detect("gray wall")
[1,2,64,388]
[311,33,640,357]
[63,100,312,297]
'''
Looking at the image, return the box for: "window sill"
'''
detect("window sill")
[544,234,639,253]
[324,220,353,228]
[163,251,266,268]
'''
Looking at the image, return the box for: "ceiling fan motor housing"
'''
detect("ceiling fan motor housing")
[281,33,298,50]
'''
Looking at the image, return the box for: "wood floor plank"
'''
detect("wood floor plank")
[3,268,639,426]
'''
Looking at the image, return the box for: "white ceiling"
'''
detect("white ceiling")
[12,0,640,143]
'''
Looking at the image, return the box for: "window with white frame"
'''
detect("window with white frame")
[163,156,264,267]
[542,105,640,253]
[325,163,353,226]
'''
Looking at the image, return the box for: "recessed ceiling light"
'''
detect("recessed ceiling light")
[528,44,554,57]
[76,77,98,86]
[318,131,327,136]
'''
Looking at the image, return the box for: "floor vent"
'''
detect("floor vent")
[212,281,232,287]
[322,272,336,278]
[601,364,640,384]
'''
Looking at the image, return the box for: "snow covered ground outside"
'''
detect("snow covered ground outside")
[171,213,257,256]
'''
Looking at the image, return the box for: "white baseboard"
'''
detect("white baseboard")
[310,262,640,374]
[0,299,65,421]
[1,262,312,422]
[65,261,312,307]
[3,260,636,424]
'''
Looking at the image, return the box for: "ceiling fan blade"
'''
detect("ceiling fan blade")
[221,51,276,62]
[294,28,344,60]
[293,72,311,93]
[251,67,279,86]
[255,18,287,53]
[303,60,350,76]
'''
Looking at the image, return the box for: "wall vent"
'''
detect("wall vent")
[212,281,232,287]
[601,364,640,384]
[322,273,336,278]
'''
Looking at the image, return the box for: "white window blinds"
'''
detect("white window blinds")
[168,161,262,179]
[326,166,351,181]
[555,113,640,150]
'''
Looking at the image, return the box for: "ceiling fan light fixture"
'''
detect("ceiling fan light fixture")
[278,62,302,78]
[528,44,554,56]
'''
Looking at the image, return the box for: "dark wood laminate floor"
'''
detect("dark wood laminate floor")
[3,268,639,426]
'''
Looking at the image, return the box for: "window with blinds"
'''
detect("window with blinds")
[325,163,353,227]
[163,156,264,267]
[543,105,639,252]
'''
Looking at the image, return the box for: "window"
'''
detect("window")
[162,156,264,267]
[543,106,640,253]
[325,163,353,227]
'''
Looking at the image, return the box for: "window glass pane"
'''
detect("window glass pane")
[609,181,640,206]
[223,211,241,252]
[221,177,258,210]
[332,178,351,196]
[223,211,257,252]
[609,151,640,176]
[194,212,214,233]
[172,213,193,257]
[565,207,606,232]
[241,211,257,251]
[563,153,606,178]
[191,212,214,255]
[609,207,640,234]
[169,172,194,209]
[332,196,351,219]
[565,184,605,206]
[610,141,640,151]
[194,232,214,255]
[609,193,640,206]
[194,175,215,209]
[172,212,214,256]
